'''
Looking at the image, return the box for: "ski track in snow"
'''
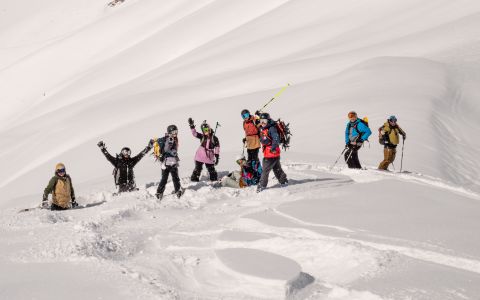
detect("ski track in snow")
[2,162,480,299]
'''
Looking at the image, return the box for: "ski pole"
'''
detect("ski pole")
[330,146,348,170]
[257,83,291,113]
[400,139,405,173]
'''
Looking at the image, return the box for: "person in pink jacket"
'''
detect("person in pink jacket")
[188,118,220,182]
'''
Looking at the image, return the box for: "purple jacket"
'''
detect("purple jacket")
[191,128,220,164]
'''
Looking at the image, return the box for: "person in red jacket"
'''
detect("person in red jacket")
[257,112,288,192]
[241,109,261,163]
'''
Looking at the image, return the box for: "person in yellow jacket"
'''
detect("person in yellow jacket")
[378,116,406,170]
[42,163,77,210]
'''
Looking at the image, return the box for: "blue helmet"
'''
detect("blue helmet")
[388,115,397,122]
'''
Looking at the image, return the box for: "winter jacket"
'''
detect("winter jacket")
[241,160,262,186]
[100,145,151,185]
[43,174,75,209]
[191,128,220,164]
[379,122,405,148]
[260,120,281,158]
[345,119,372,144]
[243,117,261,150]
[156,135,179,166]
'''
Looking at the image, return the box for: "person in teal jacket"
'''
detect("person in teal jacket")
[344,111,371,169]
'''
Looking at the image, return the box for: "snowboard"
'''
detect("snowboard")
[18,200,106,213]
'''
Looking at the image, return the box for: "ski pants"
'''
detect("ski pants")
[378,147,397,170]
[157,165,181,194]
[191,161,218,181]
[345,146,362,169]
[221,171,242,188]
[247,148,260,163]
[259,157,287,189]
[118,181,137,193]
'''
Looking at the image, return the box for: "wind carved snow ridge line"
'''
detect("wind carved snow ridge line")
[271,208,355,233]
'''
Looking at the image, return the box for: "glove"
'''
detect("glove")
[403,134,406,140]
[71,199,78,208]
[97,141,105,149]
[215,154,220,166]
[242,138,246,144]
[188,118,195,129]
[148,139,154,148]
[356,139,363,143]
[255,110,261,116]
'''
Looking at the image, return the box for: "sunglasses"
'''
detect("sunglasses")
[169,130,178,135]
[242,113,250,119]
[57,168,66,173]
[121,150,131,156]
[260,119,268,123]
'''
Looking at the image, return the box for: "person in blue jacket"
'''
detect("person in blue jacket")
[344,111,371,169]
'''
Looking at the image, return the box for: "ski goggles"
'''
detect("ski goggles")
[388,116,397,123]
[242,113,250,119]
[56,168,66,173]
[202,127,210,133]
[121,149,131,156]
[169,130,178,135]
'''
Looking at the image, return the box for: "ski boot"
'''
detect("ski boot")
[155,193,163,200]
[175,188,185,198]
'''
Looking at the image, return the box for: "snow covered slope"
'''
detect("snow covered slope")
[1,0,480,299]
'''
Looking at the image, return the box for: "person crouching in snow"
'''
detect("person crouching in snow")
[257,112,288,192]
[221,156,262,188]
[188,118,220,182]
[42,163,77,210]
[97,140,153,193]
[154,125,183,200]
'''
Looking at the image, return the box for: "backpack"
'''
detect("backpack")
[153,137,163,161]
[275,119,292,150]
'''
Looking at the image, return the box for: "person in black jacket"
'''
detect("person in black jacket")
[154,125,183,200]
[98,140,153,193]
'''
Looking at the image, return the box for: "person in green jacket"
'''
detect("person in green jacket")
[42,163,77,210]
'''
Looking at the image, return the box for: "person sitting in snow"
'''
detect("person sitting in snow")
[97,140,153,193]
[378,115,406,170]
[188,118,220,182]
[221,155,262,188]
[42,163,78,210]
[154,125,184,200]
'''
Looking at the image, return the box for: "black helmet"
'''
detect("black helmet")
[120,147,131,157]
[241,109,250,117]
[200,121,210,131]
[259,112,270,120]
[167,124,178,134]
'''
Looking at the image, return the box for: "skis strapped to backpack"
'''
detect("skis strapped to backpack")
[275,119,292,151]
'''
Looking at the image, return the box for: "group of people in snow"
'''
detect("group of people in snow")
[42,110,404,211]
[42,110,288,209]
[344,111,406,170]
